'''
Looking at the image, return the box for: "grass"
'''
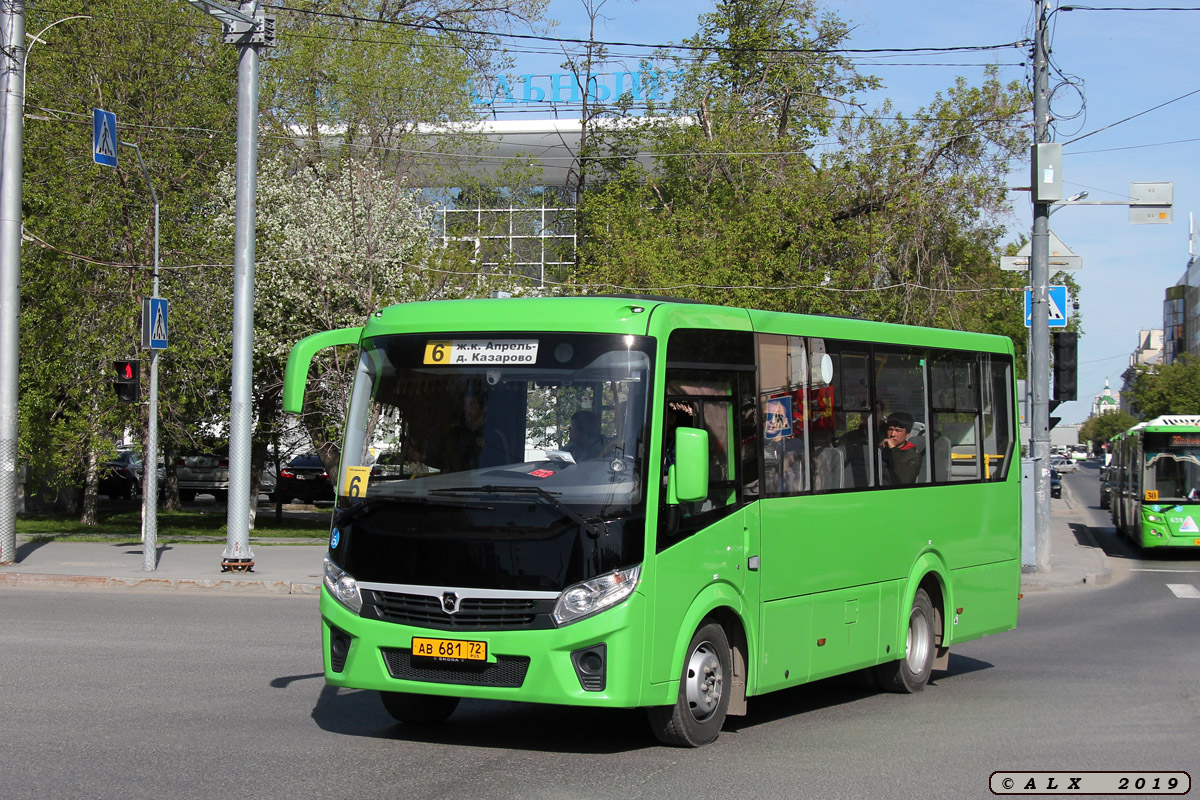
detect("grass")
[16,505,332,544]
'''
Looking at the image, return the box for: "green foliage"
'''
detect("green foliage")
[1124,356,1200,419]
[20,1,238,518]
[16,0,545,517]
[1079,410,1137,445]
[576,0,1030,347]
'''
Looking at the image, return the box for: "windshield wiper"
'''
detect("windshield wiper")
[430,485,605,538]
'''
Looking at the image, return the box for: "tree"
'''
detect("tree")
[16,1,550,521]
[206,153,500,525]
[20,1,238,521]
[575,0,1030,342]
[1078,410,1137,447]
[1123,356,1200,419]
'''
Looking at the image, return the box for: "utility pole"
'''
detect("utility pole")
[0,0,24,565]
[1030,0,1055,572]
[181,1,273,572]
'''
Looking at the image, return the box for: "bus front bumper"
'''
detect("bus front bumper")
[319,586,650,708]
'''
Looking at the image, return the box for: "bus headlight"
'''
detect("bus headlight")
[323,556,363,614]
[553,565,641,625]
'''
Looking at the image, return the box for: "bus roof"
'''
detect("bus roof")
[1126,415,1200,435]
[363,296,1015,354]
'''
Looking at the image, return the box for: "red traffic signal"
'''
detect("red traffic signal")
[113,359,140,403]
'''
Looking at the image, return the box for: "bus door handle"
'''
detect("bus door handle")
[747,556,760,571]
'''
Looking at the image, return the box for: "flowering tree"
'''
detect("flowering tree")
[209,154,490,519]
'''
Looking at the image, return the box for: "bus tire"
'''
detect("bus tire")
[647,622,731,747]
[874,588,936,694]
[379,691,459,724]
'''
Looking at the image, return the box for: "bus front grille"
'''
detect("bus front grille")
[366,590,547,630]
[381,648,530,688]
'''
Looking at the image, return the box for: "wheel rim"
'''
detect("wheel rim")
[684,640,724,721]
[904,609,931,672]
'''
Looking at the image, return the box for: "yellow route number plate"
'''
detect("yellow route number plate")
[412,636,487,662]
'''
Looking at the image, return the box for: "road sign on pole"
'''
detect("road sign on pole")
[92,108,117,167]
[141,297,168,349]
[1001,230,1081,271]
[1025,285,1068,328]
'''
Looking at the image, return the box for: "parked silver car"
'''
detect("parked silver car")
[175,453,229,502]
[174,452,277,503]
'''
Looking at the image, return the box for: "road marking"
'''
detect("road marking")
[1131,568,1200,573]
[1166,583,1200,599]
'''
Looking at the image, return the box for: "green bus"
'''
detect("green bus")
[1109,415,1200,550]
[284,296,1021,746]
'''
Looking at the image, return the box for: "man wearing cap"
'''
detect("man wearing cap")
[879,411,921,485]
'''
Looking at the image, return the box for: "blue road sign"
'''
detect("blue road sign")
[142,297,168,350]
[93,108,118,167]
[1024,285,1068,328]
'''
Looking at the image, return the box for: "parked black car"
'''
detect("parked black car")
[1050,468,1062,499]
[99,451,142,500]
[1099,466,1112,509]
[271,454,334,504]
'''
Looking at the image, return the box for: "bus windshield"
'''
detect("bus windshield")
[332,332,654,589]
[1144,432,1200,501]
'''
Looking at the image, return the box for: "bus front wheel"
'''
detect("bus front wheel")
[379,691,459,724]
[874,588,936,693]
[647,622,731,747]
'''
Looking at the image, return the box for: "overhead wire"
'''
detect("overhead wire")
[22,226,1029,297]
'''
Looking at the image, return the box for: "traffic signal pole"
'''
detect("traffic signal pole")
[122,142,160,571]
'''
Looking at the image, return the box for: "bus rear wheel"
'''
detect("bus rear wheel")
[379,691,459,724]
[874,588,936,693]
[647,622,731,747]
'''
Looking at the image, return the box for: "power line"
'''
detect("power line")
[1062,86,1200,145]
[264,2,1031,57]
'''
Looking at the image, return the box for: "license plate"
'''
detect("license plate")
[412,636,487,662]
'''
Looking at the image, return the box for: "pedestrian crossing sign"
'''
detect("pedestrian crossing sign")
[141,297,168,350]
[1024,285,1068,328]
[93,108,118,168]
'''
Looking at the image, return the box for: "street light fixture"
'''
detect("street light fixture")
[1049,191,1088,215]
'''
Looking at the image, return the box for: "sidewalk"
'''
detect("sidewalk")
[1,490,1111,595]
[0,538,326,594]
[1020,480,1113,592]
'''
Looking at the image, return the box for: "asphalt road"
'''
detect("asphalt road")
[2,492,1198,799]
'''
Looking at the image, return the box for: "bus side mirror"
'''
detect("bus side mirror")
[667,427,709,504]
[282,327,362,413]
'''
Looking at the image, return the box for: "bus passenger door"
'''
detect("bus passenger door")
[650,340,758,686]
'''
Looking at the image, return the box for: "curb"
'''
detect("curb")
[0,572,320,595]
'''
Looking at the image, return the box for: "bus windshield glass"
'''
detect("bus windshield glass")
[1144,432,1200,501]
[339,332,653,519]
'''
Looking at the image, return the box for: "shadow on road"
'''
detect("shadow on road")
[303,651,996,753]
[308,683,655,753]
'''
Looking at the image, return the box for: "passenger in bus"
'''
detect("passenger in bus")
[879,411,922,485]
[564,410,605,461]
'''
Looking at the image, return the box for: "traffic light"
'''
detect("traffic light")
[113,359,140,403]
[1052,332,1077,402]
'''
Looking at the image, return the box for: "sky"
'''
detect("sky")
[503,0,1200,425]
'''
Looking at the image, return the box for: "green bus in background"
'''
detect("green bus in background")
[284,296,1021,747]
[1110,415,1200,550]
